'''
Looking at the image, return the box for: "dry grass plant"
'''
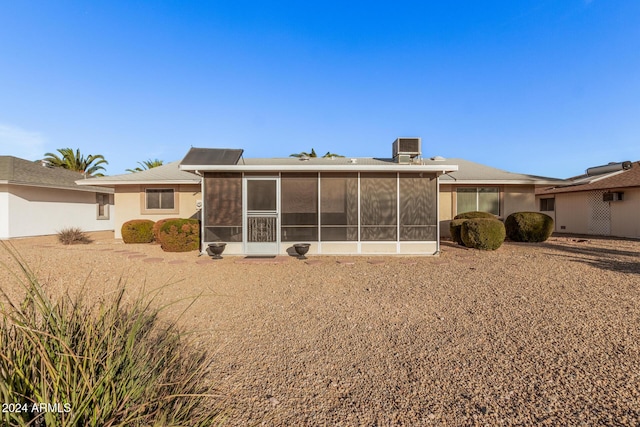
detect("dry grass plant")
[57,227,93,245]
[0,241,226,427]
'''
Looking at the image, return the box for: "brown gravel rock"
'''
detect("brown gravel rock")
[1,232,639,425]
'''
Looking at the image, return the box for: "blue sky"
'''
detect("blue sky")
[1,1,638,178]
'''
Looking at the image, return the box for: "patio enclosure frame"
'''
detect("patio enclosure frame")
[202,171,438,255]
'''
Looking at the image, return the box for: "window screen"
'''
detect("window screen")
[204,173,242,242]
[360,173,397,241]
[281,173,318,242]
[146,189,174,210]
[247,180,277,211]
[320,173,358,241]
[399,173,437,241]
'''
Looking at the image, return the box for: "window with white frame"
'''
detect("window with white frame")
[145,189,175,210]
[457,187,499,216]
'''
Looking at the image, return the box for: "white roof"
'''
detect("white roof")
[180,156,458,173]
[76,161,200,186]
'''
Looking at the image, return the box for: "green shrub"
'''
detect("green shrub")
[461,218,506,250]
[121,219,155,243]
[57,227,92,245]
[454,211,496,220]
[152,217,180,243]
[505,211,554,242]
[0,242,225,427]
[449,219,468,245]
[157,218,200,252]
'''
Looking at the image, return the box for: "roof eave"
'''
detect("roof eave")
[179,164,459,173]
[6,181,114,193]
[439,179,566,185]
[75,179,200,187]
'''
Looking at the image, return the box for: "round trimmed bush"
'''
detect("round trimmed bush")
[449,219,468,245]
[121,219,155,243]
[505,212,554,243]
[152,217,180,243]
[461,218,506,250]
[454,211,496,220]
[157,219,200,252]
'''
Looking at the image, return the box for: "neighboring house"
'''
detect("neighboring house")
[0,156,114,239]
[438,158,565,236]
[77,138,565,254]
[536,161,640,239]
[76,161,201,239]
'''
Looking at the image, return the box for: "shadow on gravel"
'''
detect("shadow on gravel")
[541,242,640,275]
[540,241,640,259]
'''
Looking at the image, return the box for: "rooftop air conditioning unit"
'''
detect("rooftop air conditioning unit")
[603,192,624,202]
[392,137,421,163]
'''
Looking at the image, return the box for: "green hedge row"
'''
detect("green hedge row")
[121,219,200,252]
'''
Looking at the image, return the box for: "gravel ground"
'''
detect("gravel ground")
[2,232,639,426]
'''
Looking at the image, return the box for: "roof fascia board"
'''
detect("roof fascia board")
[7,181,114,193]
[179,164,459,173]
[75,179,200,186]
[439,179,565,185]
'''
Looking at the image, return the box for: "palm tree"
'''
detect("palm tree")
[126,159,164,173]
[322,151,345,158]
[43,148,108,177]
[289,149,344,158]
[290,148,318,158]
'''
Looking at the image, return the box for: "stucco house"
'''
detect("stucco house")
[78,138,564,254]
[438,158,565,235]
[75,160,201,239]
[536,161,640,239]
[0,156,114,239]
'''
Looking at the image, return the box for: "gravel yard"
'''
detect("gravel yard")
[2,233,639,426]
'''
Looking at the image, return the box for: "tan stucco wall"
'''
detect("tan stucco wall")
[113,184,201,239]
[611,188,640,238]
[503,185,536,217]
[439,184,537,237]
[537,189,640,238]
[551,192,590,234]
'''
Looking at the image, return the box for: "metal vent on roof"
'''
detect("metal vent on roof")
[586,161,632,176]
[180,148,243,166]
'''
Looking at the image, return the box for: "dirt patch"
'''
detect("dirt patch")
[1,233,639,425]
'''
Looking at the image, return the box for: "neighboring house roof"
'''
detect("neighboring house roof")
[0,156,113,193]
[437,158,564,185]
[75,161,201,187]
[537,161,640,195]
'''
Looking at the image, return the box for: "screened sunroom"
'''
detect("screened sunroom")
[179,142,458,255]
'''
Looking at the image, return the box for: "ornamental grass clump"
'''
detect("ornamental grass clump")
[57,227,92,245]
[121,219,155,243]
[157,218,200,252]
[0,242,225,427]
[461,218,506,250]
[505,211,554,242]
